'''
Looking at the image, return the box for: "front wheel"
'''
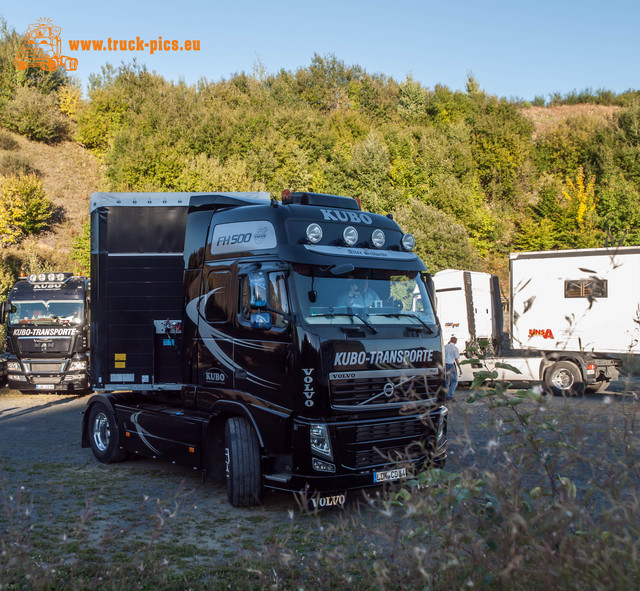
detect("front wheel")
[224,417,261,507]
[88,402,127,463]
[544,361,585,397]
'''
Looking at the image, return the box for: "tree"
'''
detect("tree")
[0,174,54,245]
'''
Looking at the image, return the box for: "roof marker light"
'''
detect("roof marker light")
[343,226,358,246]
[371,229,385,248]
[306,223,323,244]
[401,233,416,252]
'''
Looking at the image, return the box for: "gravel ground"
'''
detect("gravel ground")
[1,379,639,574]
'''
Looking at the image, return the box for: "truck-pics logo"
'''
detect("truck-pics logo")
[334,348,434,367]
[15,19,78,72]
[528,328,555,339]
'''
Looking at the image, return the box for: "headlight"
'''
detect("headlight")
[69,361,87,371]
[371,229,385,248]
[401,233,416,252]
[306,223,323,244]
[343,226,358,246]
[7,361,21,372]
[310,423,333,460]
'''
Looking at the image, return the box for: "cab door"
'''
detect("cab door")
[232,267,295,413]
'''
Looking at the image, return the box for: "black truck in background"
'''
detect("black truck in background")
[82,191,447,508]
[0,273,90,393]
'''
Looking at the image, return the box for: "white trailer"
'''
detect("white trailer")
[432,247,640,395]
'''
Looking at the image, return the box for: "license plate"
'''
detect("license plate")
[373,467,407,483]
[36,384,55,390]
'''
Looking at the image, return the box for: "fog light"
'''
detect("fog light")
[306,223,323,244]
[312,457,336,473]
[310,423,333,460]
[9,374,27,381]
[343,226,358,246]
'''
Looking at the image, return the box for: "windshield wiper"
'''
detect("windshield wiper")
[346,307,377,334]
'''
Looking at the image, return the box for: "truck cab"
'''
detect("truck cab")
[85,191,447,507]
[1,273,90,393]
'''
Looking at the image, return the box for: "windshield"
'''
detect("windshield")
[9,300,84,326]
[291,265,437,327]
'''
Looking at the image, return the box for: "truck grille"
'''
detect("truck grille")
[336,416,437,470]
[26,362,66,373]
[330,371,440,408]
[17,337,72,354]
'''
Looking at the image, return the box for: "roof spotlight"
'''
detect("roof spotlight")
[371,229,385,248]
[306,223,323,244]
[401,233,416,252]
[343,226,358,246]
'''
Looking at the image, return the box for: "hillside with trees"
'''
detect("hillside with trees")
[1,18,639,294]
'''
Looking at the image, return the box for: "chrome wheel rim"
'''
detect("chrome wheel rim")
[92,411,110,452]
[552,369,574,391]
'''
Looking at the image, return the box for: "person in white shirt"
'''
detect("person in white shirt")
[444,336,462,400]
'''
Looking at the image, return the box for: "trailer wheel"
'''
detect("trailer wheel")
[545,361,584,397]
[88,402,126,463]
[224,417,261,507]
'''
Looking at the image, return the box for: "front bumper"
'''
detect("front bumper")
[8,372,90,393]
[265,406,447,496]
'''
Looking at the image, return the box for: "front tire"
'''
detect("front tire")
[88,402,127,463]
[224,417,261,507]
[545,361,585,397]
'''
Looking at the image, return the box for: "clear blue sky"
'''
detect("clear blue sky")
[3,0,639,100]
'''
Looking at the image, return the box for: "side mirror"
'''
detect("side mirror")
[0,301,6,323]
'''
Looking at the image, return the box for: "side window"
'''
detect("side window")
[204,271,231,322]
[240,271,289,329]
[564,279,608,299]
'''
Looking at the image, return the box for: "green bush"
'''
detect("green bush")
[70,220,90,274]
[0,173,54,245]
[0,153,40,177]
[2,86,69,143]
[393,198,480,272]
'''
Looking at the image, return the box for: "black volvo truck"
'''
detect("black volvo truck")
[82,191,447,507]
[0,273,90,393]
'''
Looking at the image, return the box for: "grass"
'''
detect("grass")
[1,385,639,589]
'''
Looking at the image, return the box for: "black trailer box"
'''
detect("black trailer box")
[90,192,268,391]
